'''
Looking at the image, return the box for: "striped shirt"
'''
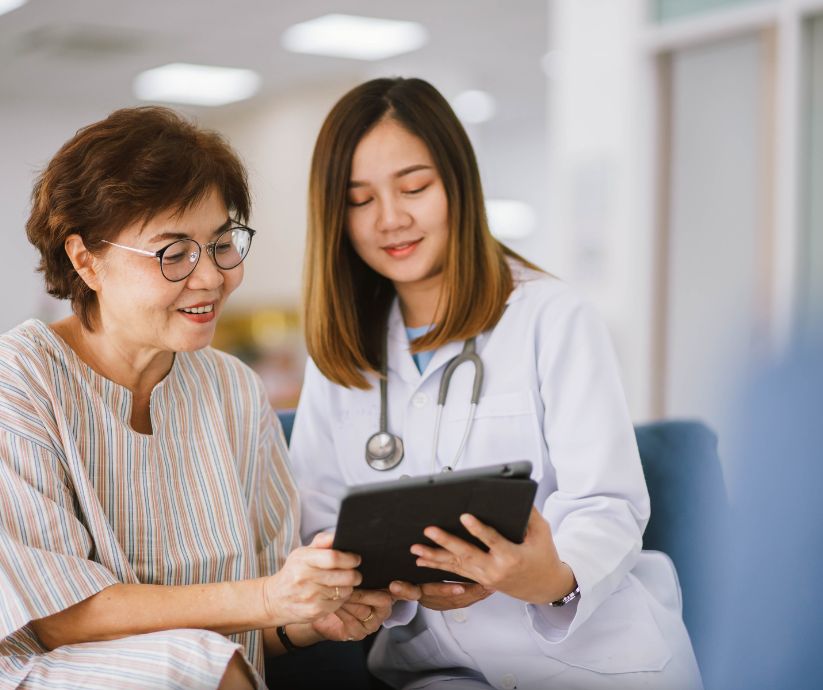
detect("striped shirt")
[0,319,299,689]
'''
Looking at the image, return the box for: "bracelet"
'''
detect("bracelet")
[276,625,299,653]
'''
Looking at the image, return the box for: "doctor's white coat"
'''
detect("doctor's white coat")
[291,266,702,690]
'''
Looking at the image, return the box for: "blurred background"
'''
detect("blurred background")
[1,0,821,470]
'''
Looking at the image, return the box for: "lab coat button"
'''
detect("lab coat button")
[451,610,467,623]
[500,673,517,689]
[412,393,429,408]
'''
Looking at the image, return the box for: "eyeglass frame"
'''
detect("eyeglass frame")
[100,222,257,283]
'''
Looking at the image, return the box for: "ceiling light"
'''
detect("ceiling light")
[133,63,261,107]
[452,90,496,124]
[486,199,536,240]
[282,14,428,61]
[0,0,27,17]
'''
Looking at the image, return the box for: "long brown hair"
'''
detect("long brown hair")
[305,77,522,389]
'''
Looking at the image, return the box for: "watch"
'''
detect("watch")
[549,584,580,607]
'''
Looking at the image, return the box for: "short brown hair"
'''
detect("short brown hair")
[305,77,524,389]
[26,106,250,329]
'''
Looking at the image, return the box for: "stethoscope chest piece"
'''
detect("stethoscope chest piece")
[365,431,404,471]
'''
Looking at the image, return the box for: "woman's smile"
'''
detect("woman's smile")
[382,238,423,258]
[177,301,217,324]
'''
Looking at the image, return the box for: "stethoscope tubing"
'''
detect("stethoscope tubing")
[366,330,483,473]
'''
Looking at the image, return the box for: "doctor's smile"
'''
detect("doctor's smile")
[381,238,423,258]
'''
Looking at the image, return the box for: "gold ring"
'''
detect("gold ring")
[334,586,340,600]
[360,610,375,624]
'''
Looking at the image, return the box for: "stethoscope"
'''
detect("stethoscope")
[365,332,484,473]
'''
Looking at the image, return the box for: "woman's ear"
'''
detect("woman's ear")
[64,234,103,292]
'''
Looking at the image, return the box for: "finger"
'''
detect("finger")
[418,583,492,611]
[341,602,372,620]
[342,604,382,634]
[455,583,494,603]
[310,531,335,549]
[415,557,457,572]
[388,581,422,601]
[305,547,361,570]
[326,585,354,601]
[459,513,507,550]
[311,568,363,588]
[334,605,369,639]
[410,543,462,568]
[419,582,466,597]
[421,527,483,560]
[346,589,393,608]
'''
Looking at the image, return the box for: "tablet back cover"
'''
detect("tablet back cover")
[333,473,537,589]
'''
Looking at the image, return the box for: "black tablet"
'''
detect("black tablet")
[331,461,538,589]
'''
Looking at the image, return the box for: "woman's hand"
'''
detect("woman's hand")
[262,532,362,626]
[388,581,492,611]
[311,589,394,642]
[410,507,576,605]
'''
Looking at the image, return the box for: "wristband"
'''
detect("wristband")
[276,624,299,653]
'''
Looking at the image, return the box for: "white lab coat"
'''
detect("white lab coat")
[290,264,702,690]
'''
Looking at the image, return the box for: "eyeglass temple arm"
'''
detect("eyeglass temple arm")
[102,240,158,258]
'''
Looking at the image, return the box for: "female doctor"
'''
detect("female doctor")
[290,77,702,689]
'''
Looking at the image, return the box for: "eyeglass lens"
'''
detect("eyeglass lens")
[160,227,253,282]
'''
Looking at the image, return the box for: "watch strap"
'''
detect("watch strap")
[549,584,580,607]
[276,624,299,653]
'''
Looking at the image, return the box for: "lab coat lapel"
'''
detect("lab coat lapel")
[386,300,423,385]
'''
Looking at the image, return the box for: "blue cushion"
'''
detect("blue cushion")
[635,420,726,671]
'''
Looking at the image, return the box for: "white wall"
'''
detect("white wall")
[547,0,656,420]
[0,103,112,332]
[199,82,355,310]
[664,33,770,452]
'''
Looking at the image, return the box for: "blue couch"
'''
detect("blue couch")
[272,411,725,681]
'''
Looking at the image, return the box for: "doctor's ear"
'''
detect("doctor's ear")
[64,234,104,293]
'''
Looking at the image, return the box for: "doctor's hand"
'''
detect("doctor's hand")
[388,580,492,612]
[311,589,393,642]
[410,507,577,606]
[262,532,362,626]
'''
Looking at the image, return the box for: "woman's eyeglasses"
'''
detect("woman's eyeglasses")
[102,224,256,282]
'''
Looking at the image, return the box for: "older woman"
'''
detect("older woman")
[0,107,391,689]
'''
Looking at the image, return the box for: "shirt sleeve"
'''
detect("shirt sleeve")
[290,360,418,627]
[251,382,301,577]
[0,431,119,642]
[527,294,650,642]
[289,359,349,543]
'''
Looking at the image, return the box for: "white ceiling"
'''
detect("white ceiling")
[0,0,549,121]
